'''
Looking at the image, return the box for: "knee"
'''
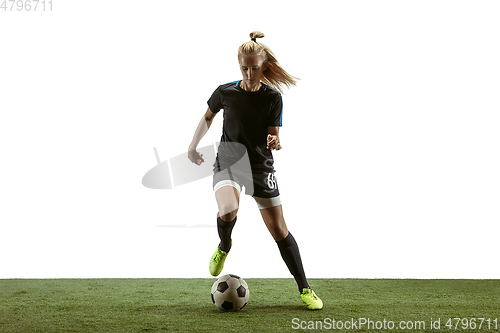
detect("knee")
[216,187,240,222]
[220,210,237,222]
[271,225,288,242]
[219,203,238,222]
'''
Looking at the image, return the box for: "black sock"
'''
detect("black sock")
[276,232,310,293]
[217,212,236,252]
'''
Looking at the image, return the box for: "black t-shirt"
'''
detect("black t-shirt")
[207,80,283,173]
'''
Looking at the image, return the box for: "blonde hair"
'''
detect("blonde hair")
[237,31,300,94]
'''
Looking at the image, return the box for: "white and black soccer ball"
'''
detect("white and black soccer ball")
[211,274,249,311]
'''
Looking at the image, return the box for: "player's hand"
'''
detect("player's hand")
[188,148,204,165]
[267,134,282,151]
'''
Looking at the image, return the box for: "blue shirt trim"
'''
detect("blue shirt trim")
[280,103,283,126]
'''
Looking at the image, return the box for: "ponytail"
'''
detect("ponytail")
[237,31,300,94]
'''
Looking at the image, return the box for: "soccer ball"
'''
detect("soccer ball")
[211,274,249,311]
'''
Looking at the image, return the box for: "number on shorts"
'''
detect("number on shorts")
[266,172,277,190]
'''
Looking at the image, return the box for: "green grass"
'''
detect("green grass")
[0,279,499,332]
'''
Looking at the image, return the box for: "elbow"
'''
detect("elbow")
[204,117,213,128]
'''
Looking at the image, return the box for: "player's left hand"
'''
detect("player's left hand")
[267,134,282,150]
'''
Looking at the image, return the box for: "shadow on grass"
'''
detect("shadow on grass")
[242,304,304,312]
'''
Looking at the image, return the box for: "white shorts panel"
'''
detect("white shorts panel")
[214,179,242,194]
[253,195,282,209]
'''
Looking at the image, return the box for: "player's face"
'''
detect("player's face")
[239,55,267,84]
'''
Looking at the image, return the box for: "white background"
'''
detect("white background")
[1,0,499,279]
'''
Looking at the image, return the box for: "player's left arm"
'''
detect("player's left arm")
[267,126,282,150]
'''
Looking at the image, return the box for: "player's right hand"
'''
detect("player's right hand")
[188,148,204,165]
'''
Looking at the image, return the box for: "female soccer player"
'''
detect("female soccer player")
[188,31,323,310]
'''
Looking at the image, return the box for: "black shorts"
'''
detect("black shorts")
[213,166,281,209]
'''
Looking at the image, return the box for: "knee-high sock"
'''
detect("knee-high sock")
[276,232,309,292]
[217,212,236,252]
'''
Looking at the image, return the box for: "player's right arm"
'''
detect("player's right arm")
[188,107,217,165]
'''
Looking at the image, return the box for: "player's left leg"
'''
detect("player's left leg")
[257,203,323,310]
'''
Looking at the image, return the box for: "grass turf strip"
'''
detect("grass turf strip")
[0,279,499,332]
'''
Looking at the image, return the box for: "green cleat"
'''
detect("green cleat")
[209,241,231,276]
[301,288,323,310]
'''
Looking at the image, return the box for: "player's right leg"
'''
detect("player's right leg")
[210,180,241,276]
[215,182,240,226]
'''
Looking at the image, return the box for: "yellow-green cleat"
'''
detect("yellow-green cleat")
[301,288,323,310]
[209,241,231,276]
